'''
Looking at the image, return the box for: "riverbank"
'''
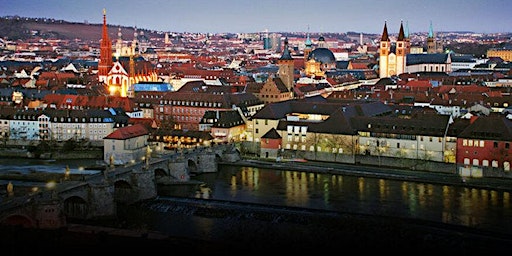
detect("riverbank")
[0,148,103,160]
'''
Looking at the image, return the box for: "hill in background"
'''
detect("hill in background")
[0,16,162,42]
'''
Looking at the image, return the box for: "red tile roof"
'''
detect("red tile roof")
[104,124,148,140]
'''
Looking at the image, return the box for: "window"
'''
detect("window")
[482,160,489,167]
[494,142,498,148]
[464,158,470,165]
[472,159,479,166]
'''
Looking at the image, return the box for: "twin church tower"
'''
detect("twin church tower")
[379,20,442,78]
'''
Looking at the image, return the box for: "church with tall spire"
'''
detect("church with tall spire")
[98,9,113,84]
[378,21,410,78]
[98,9,159,98]
[427,21,443,54]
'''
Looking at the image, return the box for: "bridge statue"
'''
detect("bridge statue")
[145,145,151,167]
[6,181,13,196]
[64,165,70,180]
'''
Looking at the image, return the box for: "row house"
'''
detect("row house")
[352,114,452,162]
[2,107,129,143]
[457,115,512,172]
[199,109,247,143]
[155,81,262,131]
[250,97,512,172]
[249,96,391,146]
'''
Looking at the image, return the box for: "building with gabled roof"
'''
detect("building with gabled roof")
[260,128,282,159]
[199,109,247,143]
[103,123,149,165]
[457,115,512,173]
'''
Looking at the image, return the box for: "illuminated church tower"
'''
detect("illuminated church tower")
[98,9,113,83]
[99,10,159,98]
[379,21,409,78]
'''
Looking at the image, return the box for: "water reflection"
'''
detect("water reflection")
[182,165,512,235]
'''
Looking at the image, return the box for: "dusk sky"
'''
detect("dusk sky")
[1,0,511,34]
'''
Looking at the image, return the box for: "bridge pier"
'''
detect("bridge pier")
[168,161,190,181]
[195,153,217,173]
[129,169,157,202]
[88,182,116,219]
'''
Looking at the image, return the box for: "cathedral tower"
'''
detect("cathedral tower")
[379,21,390,78]
[396,21,407,76]
[379,21,409,78]
[98,9,113,83]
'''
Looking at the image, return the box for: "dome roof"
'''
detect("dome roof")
[308,48,336,65]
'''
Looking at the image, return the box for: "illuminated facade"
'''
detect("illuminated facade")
[98,9,113,83]
[379,21,409,78]
[99,9,159,98]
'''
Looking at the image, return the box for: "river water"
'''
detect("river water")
[2,158,512,250]
[155,164,512,235]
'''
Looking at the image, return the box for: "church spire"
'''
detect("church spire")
[397,20,405,41]
[98,8,113,83]
[381,21,390,41]
[279,37,293,60]
[428,20,434,38]
[305,25,312,48]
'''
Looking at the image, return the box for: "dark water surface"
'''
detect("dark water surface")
[157,165,512,234]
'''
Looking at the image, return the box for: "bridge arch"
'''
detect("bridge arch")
[154,167,167,179]
[0,214,35,228]
[114,179,133,201]
[63,195,88,219]
[187,158,197,173]
[215,153,222,162]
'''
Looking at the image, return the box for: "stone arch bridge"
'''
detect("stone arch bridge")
[0,144,241,229]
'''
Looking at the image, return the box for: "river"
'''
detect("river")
[2,158,512,252]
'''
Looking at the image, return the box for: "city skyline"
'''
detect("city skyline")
[1,0,511,34]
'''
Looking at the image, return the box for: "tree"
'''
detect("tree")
[321,134,356,161]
